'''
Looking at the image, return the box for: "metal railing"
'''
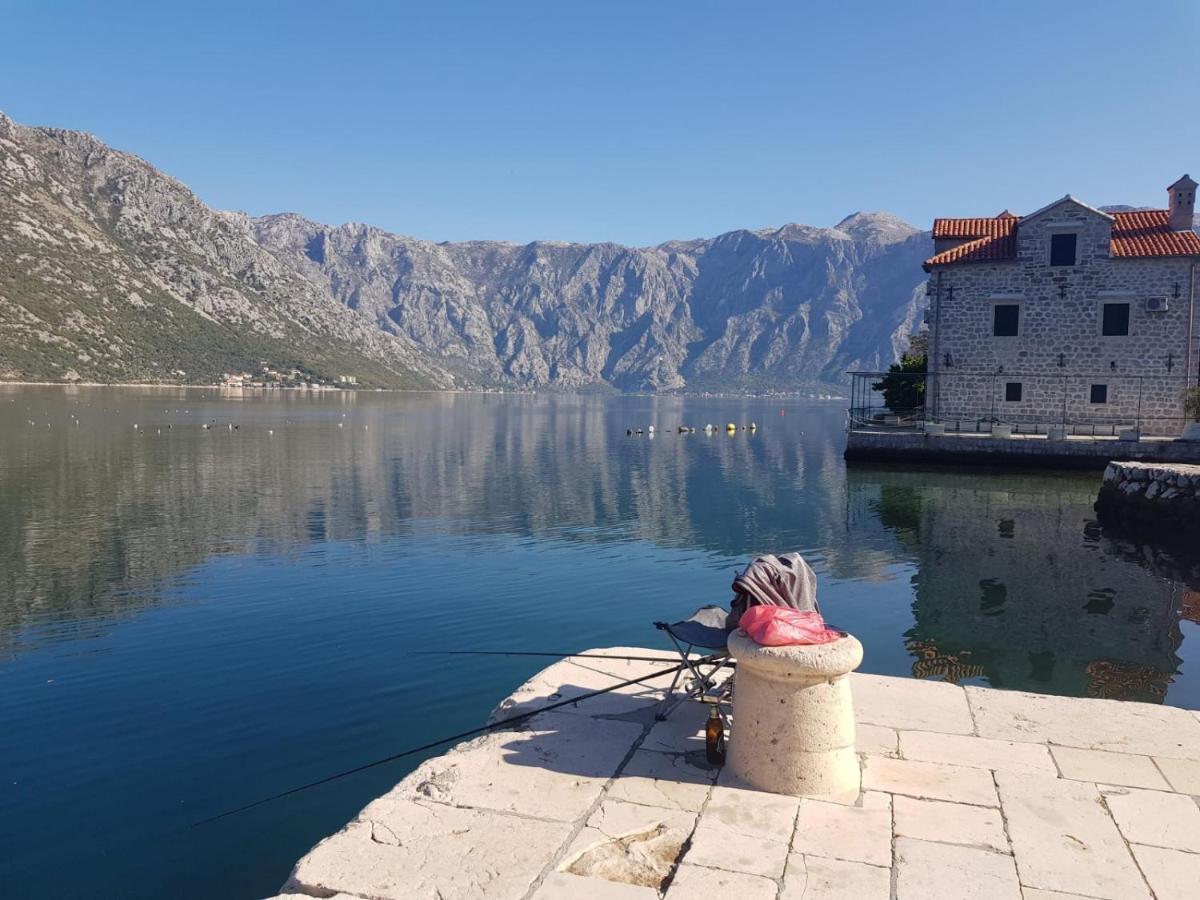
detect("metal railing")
[847,370,1198,437]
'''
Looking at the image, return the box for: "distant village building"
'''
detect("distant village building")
[922,176,1200,434]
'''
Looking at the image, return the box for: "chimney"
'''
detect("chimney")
[1167,174,1197,231]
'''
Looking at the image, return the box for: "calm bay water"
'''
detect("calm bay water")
[2,386,1198,898]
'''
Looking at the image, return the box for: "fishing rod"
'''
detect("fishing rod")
[191,655,712,828]
[414,650,708,664]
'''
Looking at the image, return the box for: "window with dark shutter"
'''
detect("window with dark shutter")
[1005,382,1022,402]
[993,304,1020,336]
[1090,384,1108,404]
[1101,302,1130,336]
[1050,233,1077,266]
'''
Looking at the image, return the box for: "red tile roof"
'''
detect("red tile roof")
[926,215,1018,267]
[925,234,1015,266]
[931,217,1016,239]
[1110,210,1200,258]
[925,208,1200,268]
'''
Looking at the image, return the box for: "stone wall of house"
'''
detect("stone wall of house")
[927,200,1197,435]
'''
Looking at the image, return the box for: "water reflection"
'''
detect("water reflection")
[846,466,1197,703]
[2,386,1198,705]
[0,388,855,650]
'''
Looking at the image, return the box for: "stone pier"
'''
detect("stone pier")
[1096,461,1200,537]
[845,429,1200,469]
[270,647,1200,900]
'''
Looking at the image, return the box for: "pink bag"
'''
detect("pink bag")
[738,606,841,647]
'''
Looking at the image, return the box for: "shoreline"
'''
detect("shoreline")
[0,380,848,401]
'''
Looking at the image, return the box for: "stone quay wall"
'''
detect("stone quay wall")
[1095,460,1200,536]
[845,430,1200,469]
[927,199,1198,436]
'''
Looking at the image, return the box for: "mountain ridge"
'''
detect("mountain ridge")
[0,112,451,388]
[250,206,931,391]
[1,111,932,392]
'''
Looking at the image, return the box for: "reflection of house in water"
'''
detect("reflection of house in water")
[905,638,985,684]
[848,468,1192,701]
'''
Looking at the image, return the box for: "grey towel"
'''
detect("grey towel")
[729,553,819,628]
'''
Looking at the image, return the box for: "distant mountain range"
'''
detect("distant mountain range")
[0,111,933,391]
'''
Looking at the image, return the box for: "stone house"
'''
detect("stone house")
[922,176,1200,434]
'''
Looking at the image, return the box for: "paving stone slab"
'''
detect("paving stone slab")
[967,687,1200,760]
[791,798,892,866]
[899,731,1056,775]
[701,782,801,841]
[893,794,1008,853]
[1100,785,1200,852]
[396,710,642,822]
[861,755,998,806]
[683,817,790,879]
[488,648,680,722]
[994,772,1150,900]
[1050,747,1171,790]
[1130,844,1200,900]
[894,837,1020,900]
[286,802,571,900]
[851,672,974,734]
[856,723,898,756]
[560,799,697,891]
[1021,891,1107,900]
[1154,756,1200,795]
[714,765,862,806]
[606,749,717,812]
[640,700,709,753]
[662,864,777,900]
[529,871,659,899]
[779,853,890,900]
[861,790,893,811]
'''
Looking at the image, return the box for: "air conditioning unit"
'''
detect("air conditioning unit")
[1146,297,1169,312]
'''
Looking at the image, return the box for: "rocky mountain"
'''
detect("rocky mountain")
[0,113,450,388]
[0,112,932,391]
[252,211,931,392]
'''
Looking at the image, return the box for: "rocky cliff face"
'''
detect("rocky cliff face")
[253,211,931,392]
[0,113,450,387]
[0,111,931,391]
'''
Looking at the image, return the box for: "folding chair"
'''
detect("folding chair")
[653,605,735,722]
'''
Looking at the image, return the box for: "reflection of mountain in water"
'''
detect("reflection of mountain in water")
[847,467,1196,702]
[7,387,1199,705]
[0,389,864,649]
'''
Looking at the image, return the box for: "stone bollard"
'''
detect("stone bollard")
[726,630,864,797]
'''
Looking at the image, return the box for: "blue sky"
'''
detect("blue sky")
[2,1,1198,245]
